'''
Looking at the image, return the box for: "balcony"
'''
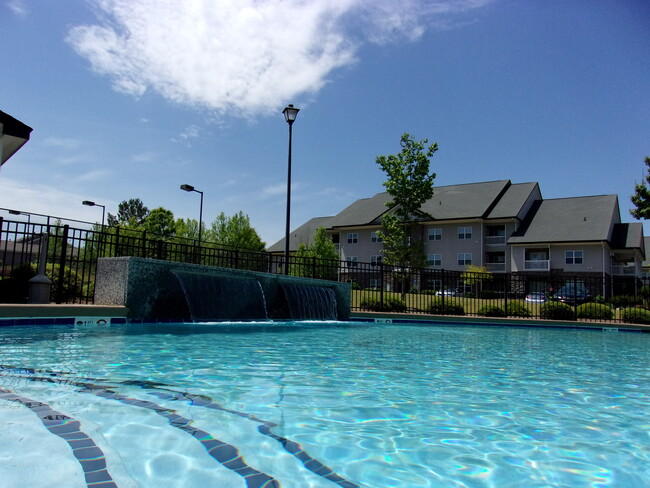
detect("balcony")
[485,235,506,246]
[524,259,549,271]
[485,263,506,272]
[612,265,637,276]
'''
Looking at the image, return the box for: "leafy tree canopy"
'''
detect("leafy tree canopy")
[211,211,266,251]
[376,133,438,268]
[295,227,339,261]
[377,133,438,222]
[630,156,650,220]
[293,227,339,279]
[107,198,149,227]
[142,207,177,239]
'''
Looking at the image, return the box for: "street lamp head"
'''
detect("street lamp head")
[82,200,96,207]
[180,184,195,192]
[8,209,21,215]
[282,104,300,125]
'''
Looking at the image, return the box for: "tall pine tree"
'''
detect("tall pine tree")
[631,156,650,220]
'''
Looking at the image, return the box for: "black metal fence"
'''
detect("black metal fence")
[1,217,647,324]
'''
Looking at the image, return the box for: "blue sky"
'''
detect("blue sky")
[1,0,649,246]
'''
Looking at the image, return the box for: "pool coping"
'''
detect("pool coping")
[350,311,650,332]
[1,304,648,331]
[0,304,129,326]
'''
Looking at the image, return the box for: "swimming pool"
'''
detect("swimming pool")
[1,321,649,487]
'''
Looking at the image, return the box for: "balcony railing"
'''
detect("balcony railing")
[612,265,637,276]
[485,236,506,245]
[485,263,506,272]
[524,259,549,271]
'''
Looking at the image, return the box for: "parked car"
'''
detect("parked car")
[555,283,591,304]
[525,292,547,303]
[437,288,461,297]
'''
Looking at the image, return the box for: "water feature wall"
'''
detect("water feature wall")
[173,271,268,322]
[94,257,351,322]
[281,283,338,321]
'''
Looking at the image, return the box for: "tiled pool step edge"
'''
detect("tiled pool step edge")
[0,304,128,326]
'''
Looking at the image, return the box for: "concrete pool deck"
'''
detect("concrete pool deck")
[1,304,649,331]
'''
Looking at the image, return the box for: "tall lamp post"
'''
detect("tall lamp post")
[180,184,204,246]
[282,104,300,275]
[82,200,106,227]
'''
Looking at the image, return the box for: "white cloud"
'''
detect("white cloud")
[0,178,112,225]
[129,151,155,163]
[172,125,201,146]
[66,0,492,117]
[43,137,81,150]
[6,0,28,17]
[258,183,288,199]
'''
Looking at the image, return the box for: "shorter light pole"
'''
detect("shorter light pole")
[8,209,31,225]
[82,200,106,227]
[282,104,299,275]
[180,184,204,246]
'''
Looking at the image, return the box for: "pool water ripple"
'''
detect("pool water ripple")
[1,322,650,487]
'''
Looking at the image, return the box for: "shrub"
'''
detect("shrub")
[420,289,438,295]
[540,301,575,320]
[621,307,650,325]
[576,302,613,320]
[0,263,36,303]
[427,297,465,315]
[359,296,406,313]
[609,295,642,308]
[477,305,506,317]
[360,297,382,311]
[506,302,531,317]
[385,297,407,312]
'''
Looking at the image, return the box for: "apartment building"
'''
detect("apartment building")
[269,179,644,280]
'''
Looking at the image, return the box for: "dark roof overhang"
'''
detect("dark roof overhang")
[1,110,33,166]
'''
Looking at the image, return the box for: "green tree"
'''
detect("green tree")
[293,227,340,279]
[210,211,266,251]
[142,207,177,239]
[174,217,204,242]
[461,265,493,296]
[107,198,149,227]
[376,133,438,269]
[631,156,650,220]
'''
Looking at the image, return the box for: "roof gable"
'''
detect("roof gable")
[508,195,619,244]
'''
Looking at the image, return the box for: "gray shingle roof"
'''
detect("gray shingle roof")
[329,193,393,228]
[419,180,511,220]
[508,195,619,244]
[267,216,335,252]
[610,222,644,250]
[487,182,540,220]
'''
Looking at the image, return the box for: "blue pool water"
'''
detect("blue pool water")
[0,321,649,488]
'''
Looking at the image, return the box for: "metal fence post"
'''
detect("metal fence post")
[115,227,121,256]
[379,262,385,310]
[504,273,509,316]
[55,225,69,304]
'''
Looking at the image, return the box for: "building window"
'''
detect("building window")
[458,227,472,240]
[371,255,383,265]
[369,279,380,289]
[428,228,442,241]
[347,233,358,244]
[346,256,358,267]
[427,254,442,266]
[457,253,472,266]
[566,250,583,265]
[371,231,383,243]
